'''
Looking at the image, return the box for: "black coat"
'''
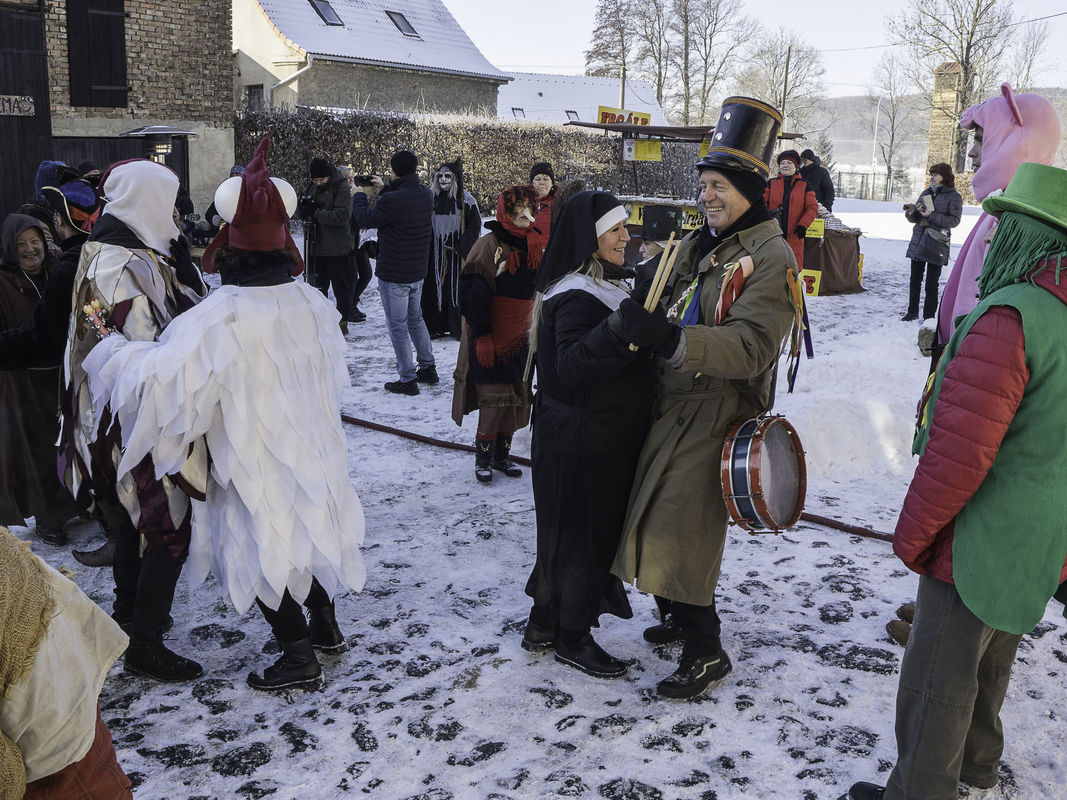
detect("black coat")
[800,157,835,211]
[905,185,963,266]
[307,170,354,256]
[525,275,654,631]
[351,174,433,284]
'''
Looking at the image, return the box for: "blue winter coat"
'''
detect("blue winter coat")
[351,174,432,284]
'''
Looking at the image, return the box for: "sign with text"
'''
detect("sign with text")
[597,106,651,126]
[624,200,704,231]
[798,268,823,296]
[805,219,825,238]
[0,95,35,116]
[622,139,662,162]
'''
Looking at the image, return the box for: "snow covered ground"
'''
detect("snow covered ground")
[15,198,1067,800]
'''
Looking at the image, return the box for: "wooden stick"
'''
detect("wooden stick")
[629,232,680,351]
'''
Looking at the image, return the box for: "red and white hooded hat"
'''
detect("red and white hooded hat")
[201,134,304,275]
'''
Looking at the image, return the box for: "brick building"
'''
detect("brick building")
[234,0,510,115]
[1,0,233,216]
[925,61,975,202]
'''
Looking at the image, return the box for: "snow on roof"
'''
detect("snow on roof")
[497,72,669,126]
[256,0,510,82]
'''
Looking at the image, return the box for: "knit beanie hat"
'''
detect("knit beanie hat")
[800,149,816,162]
[390,150,418,177]
[777,150,802,170]
[530,161,555,183]
[309,157,333,179]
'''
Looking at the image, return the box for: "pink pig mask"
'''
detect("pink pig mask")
[961,83,1061,202]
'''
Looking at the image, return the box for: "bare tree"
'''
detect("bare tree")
[733,28,826,134]
[666,0,697,124]
[865,51,921,200]
[689,0,757,125]
[1005,18,1052,92]
[631,0,673,107]
[584,0,635,79]
[887,0,1014,172]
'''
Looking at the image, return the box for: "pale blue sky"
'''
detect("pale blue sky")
[442,0,1066,98]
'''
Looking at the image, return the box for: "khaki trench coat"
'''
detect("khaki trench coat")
[612,218,797,606]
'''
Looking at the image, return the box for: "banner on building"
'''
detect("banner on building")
[597,106,651,126]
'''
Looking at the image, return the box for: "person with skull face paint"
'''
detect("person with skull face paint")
[452,185,539,482]
[422,161,481,338]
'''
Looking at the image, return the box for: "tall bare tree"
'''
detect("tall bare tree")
[865,51,922,200]
[689,0,757,125]
[584,0,635,79]
[733,28,826,134]
[666,0,697,124]
[631,0,672,106]
[886,0,1014,172]
[1005,18,1052,92]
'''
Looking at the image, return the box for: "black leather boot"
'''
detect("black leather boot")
[657,648,732,699]
[74,502,122,567]
[475,438,493,483]
[554,631,627,678]
[308,602,347,653]
[491,434,522,477]
[247,637,322,691]
[124,638,204,682]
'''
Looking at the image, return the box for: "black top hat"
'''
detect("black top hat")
[641,205,682,241]
[695,96,783,179]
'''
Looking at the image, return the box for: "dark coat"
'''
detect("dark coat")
[905,185,963,266]
[351,174,433,284]
[308,170,354,256]
[526,272,653,630]
[799,157,835,210]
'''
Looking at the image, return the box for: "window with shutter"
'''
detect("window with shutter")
[67,0,127,108]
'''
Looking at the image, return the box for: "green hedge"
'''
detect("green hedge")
[234,107,700,212]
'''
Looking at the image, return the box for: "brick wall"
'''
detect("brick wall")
[297,61,500,116]
[46,0,233,124]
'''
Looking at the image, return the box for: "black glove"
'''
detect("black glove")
[168,236,203,290]
[794,226,806,239]
[607,297,679,353]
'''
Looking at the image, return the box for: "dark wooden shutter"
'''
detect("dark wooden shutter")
[68,0,127,107]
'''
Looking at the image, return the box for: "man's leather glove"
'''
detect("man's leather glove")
[475,335,495,367]
[168,236,203,291]
[607,297,680,354]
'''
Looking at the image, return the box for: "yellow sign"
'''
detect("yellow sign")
[798,268,823,296]
[597,106,652,126]
[624,201,704,231]
[699,140,711,157]
[857,254,864,284]
[633,140,661,161]
[805,218,825,239]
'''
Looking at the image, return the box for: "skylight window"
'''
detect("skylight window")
[309,0,343,26]
[565,110,580,121]
[511,107,525,119]
[386,11,419,37]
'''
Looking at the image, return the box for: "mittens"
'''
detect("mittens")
[475,335,495,367]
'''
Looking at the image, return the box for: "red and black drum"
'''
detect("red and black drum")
[721,415,806,533]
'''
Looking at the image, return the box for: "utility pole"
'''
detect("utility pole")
[619,64,626,109]
[780,45,792,132]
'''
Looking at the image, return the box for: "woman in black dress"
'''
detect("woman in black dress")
[522,191,658,678]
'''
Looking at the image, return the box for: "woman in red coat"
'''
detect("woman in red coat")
[764,150,817,269]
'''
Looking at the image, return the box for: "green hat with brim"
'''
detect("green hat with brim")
[982,162,1067,234]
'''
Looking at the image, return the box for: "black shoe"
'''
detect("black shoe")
[112,612,174,637]
[847,782,885,800]
[554,634,627,678]
[247,637,322,691]
[896,602,915,623]
[886,619,911,647]
[124,640,203,682]
[475,438,493,483]
[308,603,347,654]
[346,308,366,323]
[657,649,732,699]
[490,434,522,477]
[35,524,68,546]
[643,616,684,645]
[415,365,439,384]
[520,617,558,653]
[901,311,919,322]
[73,537,116,567]
[384,379,419,396]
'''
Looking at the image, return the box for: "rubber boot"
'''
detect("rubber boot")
[475,438,493,483]
[491,434,522,477]
[247,637,322,691]
[308,602,347,653]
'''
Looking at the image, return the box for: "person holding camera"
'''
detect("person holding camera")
[301,158,355,333]
[902,163,962,322]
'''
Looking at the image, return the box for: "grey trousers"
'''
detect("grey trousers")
[885,575,1021,800]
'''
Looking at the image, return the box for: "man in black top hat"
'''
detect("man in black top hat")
[611,96,799,700]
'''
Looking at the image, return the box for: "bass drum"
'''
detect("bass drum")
[721,415,806,533]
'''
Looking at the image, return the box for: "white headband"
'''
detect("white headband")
[595,205,629,238]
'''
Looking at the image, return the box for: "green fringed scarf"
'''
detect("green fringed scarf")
[914,211,1067,457]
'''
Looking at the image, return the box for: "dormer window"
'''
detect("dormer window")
[511,107,525,119]
[565,110,580,121]
[386,11,419,37]
[309,0,343,25]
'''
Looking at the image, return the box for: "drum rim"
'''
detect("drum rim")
[721,414,807,532]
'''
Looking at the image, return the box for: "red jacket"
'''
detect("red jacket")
[764,176,817,269]
[894,265,1067,586]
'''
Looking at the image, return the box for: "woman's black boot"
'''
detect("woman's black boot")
[491,434,522,477]
[308,602,347,653]
[475,438,493,483]
[247,637,322,691]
